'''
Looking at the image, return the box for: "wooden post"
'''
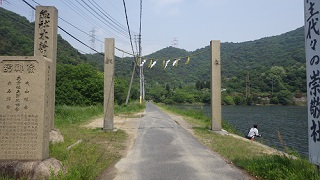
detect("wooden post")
[210,40,222,131]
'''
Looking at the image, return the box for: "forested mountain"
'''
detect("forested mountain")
[0,7,88,64]
[0,7,306,105]
[86,26,306,105]
[141,27,305,86]
[86,27,305,93]
[0,7,134,106]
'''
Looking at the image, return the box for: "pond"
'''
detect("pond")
[173,105,308,157]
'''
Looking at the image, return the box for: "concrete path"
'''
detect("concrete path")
[113,102,252,180]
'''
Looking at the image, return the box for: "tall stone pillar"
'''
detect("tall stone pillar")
[34,6,58,130]
[103,38,115,131]
[210,40,222,131]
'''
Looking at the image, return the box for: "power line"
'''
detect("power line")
[21,0,103,55]
[59,0,130,46]
[122,0,136,59]
[4,2,210,69]
[89,0,136,35]
[30,0,40,6]
[77,0,129,39]
[59,16,102,43]
[122,0,139,104]
[0,7,32,28]
[22,0,139,56]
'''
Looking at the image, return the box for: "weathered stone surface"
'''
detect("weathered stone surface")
[34,6,58,130]
[33,158,62,179]
[210,40,222,131]
[103,38,115,130]
[49,129,64,144]
[0,56,52,160]
[0,158,62,180]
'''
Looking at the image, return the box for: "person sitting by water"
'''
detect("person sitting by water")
[245,124,261,140]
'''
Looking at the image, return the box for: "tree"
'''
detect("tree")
[276,90,292,105]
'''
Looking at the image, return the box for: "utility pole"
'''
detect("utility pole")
[125,57,137,105]
[139,34,142,104]
[138,0,143,104]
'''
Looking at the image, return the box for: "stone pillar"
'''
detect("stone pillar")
[103,38,115,131]
[34,6,58,130]
[210,40,222,131]
[0,56,52,160]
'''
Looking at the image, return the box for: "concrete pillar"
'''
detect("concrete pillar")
[34,6,58,130]
[103,38,115,130]
[210,40,222,131]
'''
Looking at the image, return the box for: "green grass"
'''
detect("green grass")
[234,155,319,180]
[48,101,145,179]
[55,105,104,127]
[157,103,320,180]
[114,101,145,115]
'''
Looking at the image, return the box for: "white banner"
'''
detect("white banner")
[305,0,320,165]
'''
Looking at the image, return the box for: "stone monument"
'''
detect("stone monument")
[210,40,222,131]
[34,6,58,130]
[103,38,115,131]
[0,6,62,179]
[0,56,52,160]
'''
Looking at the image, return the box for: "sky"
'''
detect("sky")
[1,0,304,57]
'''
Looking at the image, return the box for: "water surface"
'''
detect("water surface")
[173,105,308,157]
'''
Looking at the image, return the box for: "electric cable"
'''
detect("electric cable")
[122,0,137,64]
[22,0,136,55]
[77,0,129,39]
[22,0,208,69]
[22,0,104,55]
[60,0,130,46]
[89,0,136,35]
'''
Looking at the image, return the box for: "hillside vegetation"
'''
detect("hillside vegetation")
[0,7,137,106]
[0,7,306,105]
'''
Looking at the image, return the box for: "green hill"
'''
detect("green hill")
[0,7,88,64]
[0,7,133,106]
[0,7,306,105]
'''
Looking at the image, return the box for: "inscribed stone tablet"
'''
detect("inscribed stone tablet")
[0,56,52,160]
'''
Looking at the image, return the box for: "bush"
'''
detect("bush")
[234,96,246,105]
[222,96,235,105]
[277,90,293,105]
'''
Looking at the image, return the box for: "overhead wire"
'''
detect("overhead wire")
[23,0,138,55]
[122,0,137,61]
[30,0,40,5]
[23,0,136,55]
[21,0,209,70]
[0,7,32,28]
[89,0,136,35]
[6,0,30,14]
[59,0,130,46]
[22,0,104,55]
[76,0,129,39]
[58,17,103,43]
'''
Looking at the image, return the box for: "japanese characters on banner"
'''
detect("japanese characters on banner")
[305,0,320,165]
